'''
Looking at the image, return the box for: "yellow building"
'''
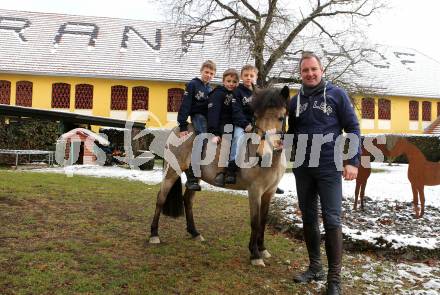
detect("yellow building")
[352,95,439,134]
[1,9,439,134]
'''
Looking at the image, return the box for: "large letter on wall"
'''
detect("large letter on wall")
[181,30,212,53]
[120,27,161,51]
[53,22,99,47]
[0,17,31,42]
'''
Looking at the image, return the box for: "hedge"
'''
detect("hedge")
[365,134,440,163]
[0,117,62,164]
[0,117,61,150]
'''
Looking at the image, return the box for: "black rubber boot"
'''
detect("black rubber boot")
[325,227,343,295]
[185,166,201,191]
[275,187,284,194]
[214,172,225,187]
[224,161,238,184]
[293,223,325,283]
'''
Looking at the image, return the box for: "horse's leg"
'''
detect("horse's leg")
[410,183,420,219]
[360,180,367,211]
[420,186,425,218]
[248,190,264,266]
[258,191,273,259]
[353,180,361,210]
[183,188,205,241]
[149,170,180,244]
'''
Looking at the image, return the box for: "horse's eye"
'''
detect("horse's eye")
[278,117,285,122]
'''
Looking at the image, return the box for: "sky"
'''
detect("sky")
[1,0,439,62]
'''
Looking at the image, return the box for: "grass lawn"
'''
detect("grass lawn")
[0,170,429,294]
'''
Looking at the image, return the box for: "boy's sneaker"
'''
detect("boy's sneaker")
[185,166,201,191]
[225,161,238,184]
[214,172,225,187]
[224,170,236,184]
[186,180,201,191]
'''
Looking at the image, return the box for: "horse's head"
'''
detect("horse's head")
[251,86,290,157]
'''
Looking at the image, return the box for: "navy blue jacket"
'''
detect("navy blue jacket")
[207,86,234,136]
[287,81,361,169]
[177,77,212,132]
[232,83,254,128]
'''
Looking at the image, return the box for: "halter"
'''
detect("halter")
[248,115,285,167]
[251,115,287,142]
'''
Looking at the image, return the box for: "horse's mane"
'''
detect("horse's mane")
[251,87,289,116]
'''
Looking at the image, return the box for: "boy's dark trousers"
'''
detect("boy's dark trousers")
[185,114,208,191]
[213,124,235,187]
[292,166,343,294]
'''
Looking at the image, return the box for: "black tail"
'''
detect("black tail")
[162,177,184,218]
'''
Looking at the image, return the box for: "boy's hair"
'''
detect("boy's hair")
[200,60,217,72]
[222,68,239,81]
[299,51,323,71]
[241,64,258,75]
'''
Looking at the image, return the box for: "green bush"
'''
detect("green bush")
[0,117,61,165]
[385,134,440,163]
[0,117,61,150]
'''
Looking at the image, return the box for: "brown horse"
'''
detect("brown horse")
[149,86,289,266]
[388,137,440,218]
[353,137,389,210]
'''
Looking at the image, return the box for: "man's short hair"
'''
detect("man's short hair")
[222,68,239,81]
[299,51,323,71]
[200,60,217,72]
[241,64,258,75]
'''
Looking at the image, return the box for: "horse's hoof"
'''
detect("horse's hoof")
[251,259,265,267]
[261,250,271,259]
[194,235,205,242]
[149,236,161,244]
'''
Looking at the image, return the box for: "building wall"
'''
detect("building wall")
[1,73,439,134]
[353,95,439,134]
[0,73,185,128]
[287,90,438,134]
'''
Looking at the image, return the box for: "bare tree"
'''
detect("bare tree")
[156,0,387,87]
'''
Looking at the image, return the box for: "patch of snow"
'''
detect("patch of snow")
[33,165,247,196]
[423,279,440,290]
[345,227,439,249]
[397,269,418,283]
[403,263,438,277]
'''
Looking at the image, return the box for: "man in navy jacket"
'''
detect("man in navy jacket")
[287,52,360,295]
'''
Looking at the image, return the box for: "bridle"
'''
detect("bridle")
[251,114,287,143]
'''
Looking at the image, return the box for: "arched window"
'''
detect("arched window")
[167,88,184,112]
[409,100,419,121]
[422,101,431,121]
[16,81,33,107]
[75,84,93,109]
[378,98,391,120]
[111,85,128,110]
[361,97,375,119]
[132,86,149,110]
[52,83,71,108]
[0,80,11,105]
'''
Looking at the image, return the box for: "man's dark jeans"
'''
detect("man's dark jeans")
[293,167,342,230]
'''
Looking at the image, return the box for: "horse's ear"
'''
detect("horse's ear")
[280,86,290,100]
